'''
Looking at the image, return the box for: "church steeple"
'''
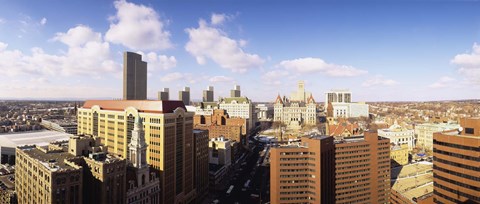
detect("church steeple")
[129,114,148,168]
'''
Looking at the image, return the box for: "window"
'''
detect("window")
[465,128,474,134]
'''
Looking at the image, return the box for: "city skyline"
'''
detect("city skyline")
[1,0,480,101]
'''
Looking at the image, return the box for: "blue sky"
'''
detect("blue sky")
[0,0,479,102]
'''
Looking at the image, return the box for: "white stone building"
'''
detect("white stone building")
[415,122,460,150]
[274,94,317,129]
[218,96,255,132]
[378,121,415,151]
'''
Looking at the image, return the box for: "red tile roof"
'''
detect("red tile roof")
[82,100,186,113]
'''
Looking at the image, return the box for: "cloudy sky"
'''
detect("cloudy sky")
[0,0,479,102]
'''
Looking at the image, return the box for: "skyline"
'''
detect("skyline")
[1,0,480,102]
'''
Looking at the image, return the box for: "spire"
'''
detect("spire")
[129,113,148,168]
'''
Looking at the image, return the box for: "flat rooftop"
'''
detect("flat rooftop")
[391,162,433,179]
[0,130,72,148]
[21,146,78,172]
[82,100,186,114]
[392,173,433,202]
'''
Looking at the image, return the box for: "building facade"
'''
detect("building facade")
[273,94,317,129]
[203,86,214,102]
[179,87,191,106]
[77,100,196,204]
[415,122,460,151]
[230,85,241,97]
[123,52,147,100]
[16,144,83,204]
[378,121,415,151]
[218,96,255,133]
[432,118,480,204]
[193,130,209,203]
[390,143,409,166]
[290,81,312,102]
[334,132,391,204]
[270,135,335,204]
[270,132,390,204]
[158,88,169,101]
[194,109,245,145]
[325,89,352,107]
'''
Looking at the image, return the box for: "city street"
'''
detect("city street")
[215,135,270,204]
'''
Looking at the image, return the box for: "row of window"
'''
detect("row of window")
[433,148,480,162]
[434,156,480,171]
[433,164,480,181]
[433,139,480,151]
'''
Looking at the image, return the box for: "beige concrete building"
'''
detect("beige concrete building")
[77,100,196,204]
[414,122,460,151]
[390,143,409,166]
[273,94,317,129]
[123,52,147,100]
[16,143,84,204]
[209,136,232,167]
[218,96,255,133]
[290,81,311,102]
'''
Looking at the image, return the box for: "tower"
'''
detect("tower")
[203,86,214,102]
[123,52,147,100]
[158,88,170,100]
[129,114,148,169]
[179,87,191,105]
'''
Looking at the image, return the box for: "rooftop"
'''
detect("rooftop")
[20,146,79,172]
[0,130,72,148]
[82,100,186,114]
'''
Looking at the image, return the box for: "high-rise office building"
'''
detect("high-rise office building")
[325,89,352,105]
[179,87,191,105]
[290,81,312,102]
[432,118,480,204]
[158,88,169,101]
[123,52,147,100]
[230,85,241,97]
[270,135,335,204]
[270,132,390,203]
[77,100,196,204]
[16,143,84,204]
[193,130,209,203]
[203,86,214,102]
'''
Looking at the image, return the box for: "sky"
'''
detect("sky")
[0,0,480,102]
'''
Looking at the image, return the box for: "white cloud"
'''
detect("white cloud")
[451,43,480,84]
[0,18,5,24]
[160,72,184,82]
[428,76,455,89]
[362,75,398,87]
[53,25,101,47]
[209,75,233,83]
[0,25,120,77]
[185,15,264,73]
[277,57,367,77]
[211,13,232,25]
[261,70,289,85]
[138,51,176,71]
[40,17,47,25]
[105,0,172,51]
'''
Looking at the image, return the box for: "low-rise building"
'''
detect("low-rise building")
[414,122,460,151]
[378,121,415,151]
[391,143,409,166]
[390,162,433,204]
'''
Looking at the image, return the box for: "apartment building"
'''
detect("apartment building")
[270,132,390,204]
[433,117,480,204]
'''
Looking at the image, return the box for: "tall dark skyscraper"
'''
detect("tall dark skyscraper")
[203,86,214,102]
[123,52,147,100]
[179,86,190,105]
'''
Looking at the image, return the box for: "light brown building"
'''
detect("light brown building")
[433,117,480,204]
[77,100,196,204]
[123,52,147,100]
[270,135,335,204]
[390,143,409,167]
[335,132,391,204]
[193,129,209,203]
[194,109,246,145]
[270,132,390,204]
[16,143,83,204]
